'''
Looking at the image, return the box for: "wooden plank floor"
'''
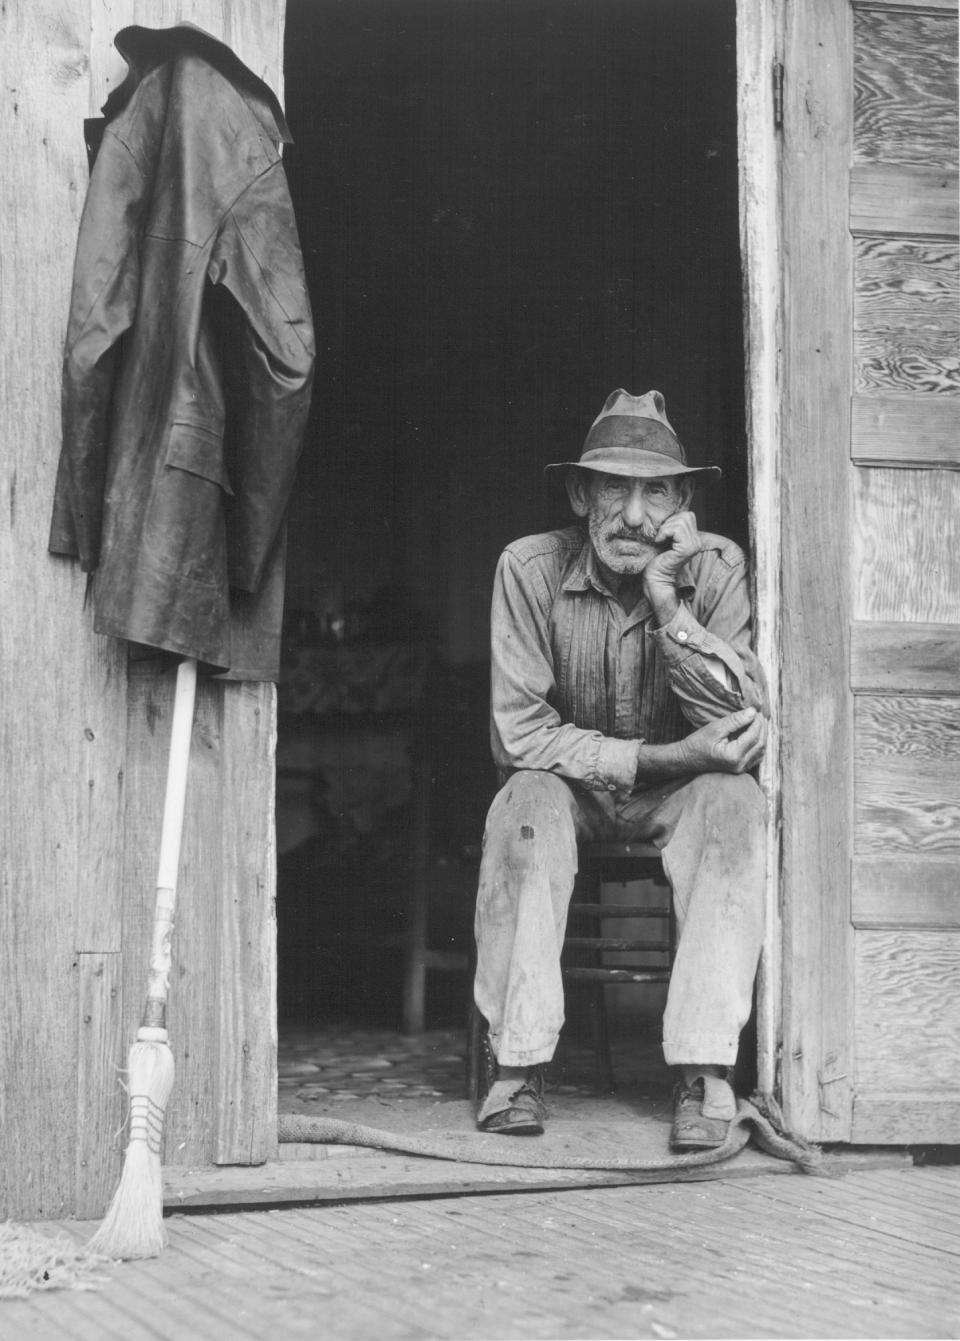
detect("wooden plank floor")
[2,1164,957,1340]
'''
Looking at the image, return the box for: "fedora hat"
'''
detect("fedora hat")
[544,390,721,482]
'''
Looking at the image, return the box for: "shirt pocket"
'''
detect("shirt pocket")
[165,422,235,496]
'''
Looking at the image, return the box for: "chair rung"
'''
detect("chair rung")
[571,904,671,918]
[563,967,671,984]
[564,937,672,953]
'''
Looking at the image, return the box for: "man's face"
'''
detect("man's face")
[567,470,689,576]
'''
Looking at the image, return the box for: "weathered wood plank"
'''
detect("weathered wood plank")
[215,682,278,1166]
[75,952,123,1217]
[854,469,960,622]
[852,0,958,11]
[851,622,960,693]
[855,929,960,1090]
[0,0,122,1222]
[165,679,223,1167]
[852,394,960,467]
[855,694,960,852]
[852,1095,960,1144]
[780,0,856,1142]
[851,164,959,236]
[856,757,960,853]
[853,856,960,927]
[855,693,960,760]
[854,5,958,169]
[854,236,960,396]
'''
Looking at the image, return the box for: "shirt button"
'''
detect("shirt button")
[676,630,688,642]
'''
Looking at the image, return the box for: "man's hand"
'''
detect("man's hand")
[643,510,702,591]
[675,708,767,775]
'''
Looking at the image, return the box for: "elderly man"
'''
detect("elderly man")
[473,389,767,1149]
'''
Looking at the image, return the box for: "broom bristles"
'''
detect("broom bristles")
[88,1037,175,1260]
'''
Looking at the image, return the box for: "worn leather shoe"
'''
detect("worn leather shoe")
[476,1068,546,1136]
[670,1077,733,1150]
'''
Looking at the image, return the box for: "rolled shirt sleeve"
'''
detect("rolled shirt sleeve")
[490,548,642,792]
[652,546,768,727]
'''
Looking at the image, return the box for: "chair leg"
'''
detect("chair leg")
[588,986,615,1092]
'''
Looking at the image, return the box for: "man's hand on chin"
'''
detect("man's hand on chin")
[642,509,702,624]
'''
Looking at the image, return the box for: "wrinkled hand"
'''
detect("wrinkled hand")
[643,510,702,590]
[676,708,767,775]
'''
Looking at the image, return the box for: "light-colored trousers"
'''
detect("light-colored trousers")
[473,769,766,1069]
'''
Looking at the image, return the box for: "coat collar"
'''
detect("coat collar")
[102,24,292,144]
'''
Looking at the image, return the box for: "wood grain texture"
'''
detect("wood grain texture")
[0,0,133,1221]
[854,6,958,169]
[853,856,960,927]
[75,952,124,1217]
[855,929,960,1089]
[854,236,960,396]
[852,394,960,467]
[851,621,960,692]
[851,164,959,236]
[854,696,960,856]
[780,0,856,1141]
[737,0,784,1097]
[852,1095,960,1143]
[856,757,960,853]
[855,693,960,760]
[854,469,960,622]
[215,682,278,1166]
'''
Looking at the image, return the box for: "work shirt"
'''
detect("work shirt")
[490,524,767,794]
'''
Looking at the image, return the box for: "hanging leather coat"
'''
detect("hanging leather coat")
[49,25,316,679]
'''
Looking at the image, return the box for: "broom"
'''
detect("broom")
[89,657,198,1260]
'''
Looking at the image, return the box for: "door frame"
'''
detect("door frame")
[736,0,785,1103]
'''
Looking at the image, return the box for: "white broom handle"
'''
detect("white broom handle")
[156,657,198,890]
[141,657,198,1033]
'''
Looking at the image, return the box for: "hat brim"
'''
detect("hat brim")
[544,448,721,482]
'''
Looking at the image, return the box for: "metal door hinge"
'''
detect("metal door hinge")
[773,61,784,131]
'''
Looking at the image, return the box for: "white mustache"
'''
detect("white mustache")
[608,530,658,544]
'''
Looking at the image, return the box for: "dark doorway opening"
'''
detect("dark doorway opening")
[276,0,747,1090]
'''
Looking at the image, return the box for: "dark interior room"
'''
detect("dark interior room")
[275,0,747,1067]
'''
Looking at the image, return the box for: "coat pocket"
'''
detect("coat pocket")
[165,422,235,495]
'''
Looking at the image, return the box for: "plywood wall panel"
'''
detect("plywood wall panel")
[851,621,960,693]
[854,468,960,622]
[854,6,958,168]
[855,929,960,1090]
[853,856,960,927]
[856,757,960,854]
[855,696,960,859]
[855,694,960,760]
[854,236,960,396]
[851,394,959,467]
[850,163,960,235]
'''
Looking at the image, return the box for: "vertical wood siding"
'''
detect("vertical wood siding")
[0,0,283,1220]
[779,0,857,1141]
[849,0,959,1143]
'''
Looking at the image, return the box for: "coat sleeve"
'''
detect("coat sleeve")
[207,164,316,593]
[49,131,144,567]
